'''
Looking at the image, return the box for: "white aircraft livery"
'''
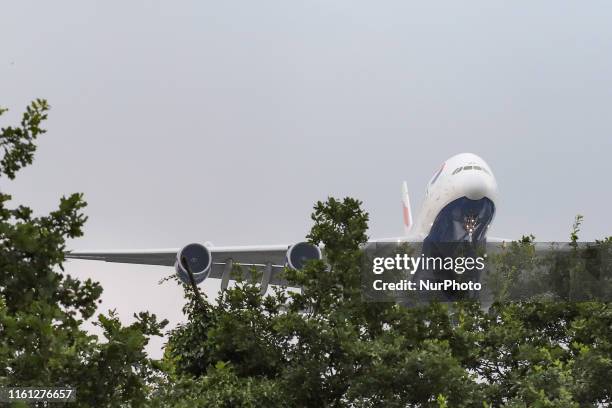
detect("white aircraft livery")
[67,152,505,291]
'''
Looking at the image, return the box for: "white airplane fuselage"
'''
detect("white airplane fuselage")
[406,153,498,244]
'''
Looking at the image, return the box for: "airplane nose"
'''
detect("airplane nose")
[464,175,488,200]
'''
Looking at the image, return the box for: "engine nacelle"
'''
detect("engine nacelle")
[175,243,212,285]
[286,242,322,270]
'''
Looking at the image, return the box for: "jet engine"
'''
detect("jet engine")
[175,243,212,285]
[286,242,322,270]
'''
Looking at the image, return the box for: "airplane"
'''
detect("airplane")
[66,152,505,293]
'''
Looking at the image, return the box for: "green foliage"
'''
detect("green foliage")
[0,101,167,407]
[158,197,612,407]
[2,100,611,407]
[0,99,48,180]
[157,198,479,407]
[148,361,286,407]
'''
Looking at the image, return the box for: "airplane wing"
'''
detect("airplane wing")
[486,237,588,257]
[66,244,294,289]
[67,237,560,292]
[487,236,514,243]
[66,238,410,290]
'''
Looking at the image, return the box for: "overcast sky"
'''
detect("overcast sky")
[2,1,611,357]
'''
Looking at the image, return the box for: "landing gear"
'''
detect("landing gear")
[464,214,478,241]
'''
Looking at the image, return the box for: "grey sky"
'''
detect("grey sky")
[2,1,611,357]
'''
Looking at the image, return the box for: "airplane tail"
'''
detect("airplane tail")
[401,181,413,235]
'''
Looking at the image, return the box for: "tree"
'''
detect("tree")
[155,198,482,407]
[2,100,610,407]
[0,100,167,407]
[156,199,611,407]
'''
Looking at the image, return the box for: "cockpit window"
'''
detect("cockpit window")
[452,165,492,175]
